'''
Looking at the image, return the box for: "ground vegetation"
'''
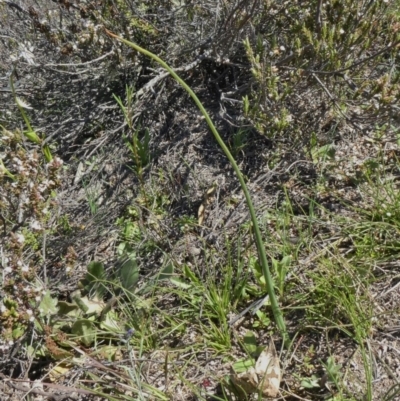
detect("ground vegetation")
[1,0,400,400]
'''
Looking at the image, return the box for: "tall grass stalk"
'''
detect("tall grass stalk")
[105,29,289,346]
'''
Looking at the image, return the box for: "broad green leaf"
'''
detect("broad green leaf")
[72,295,104,315]
[72,295,89,313]
[156,262,174,281]
[243,331,257,355]
[119,255,139,290]
[86,261,105,282]
[71,319,96,347]
[39,290,59,316]
[84,296,105,314]
[232,358,255,373]
[58,301,79,316]
[84,261,107,297]
[12,323,26,339]
[100,311,122,333]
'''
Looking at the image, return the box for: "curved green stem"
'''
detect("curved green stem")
[105,29,288,345]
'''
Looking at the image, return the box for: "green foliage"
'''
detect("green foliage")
[104,28,289,345]
[116,191,168,261]
[39,291,59,316]
[322,356,342,387]
[126,127,151,171]
[230,128,249,158]
[9,73,52,162]
[2,0,400,398]
[243,0,400,140]
[82,179,100,216]
[272,256,291,297]
[71,319,97,347]
[242,331,265,356]
[0,124,62,345]
[81,261,107,299]
[248,254,291,297]
[114,86,151,180]
[119,256,140,291]
[301,375,321,390]
[310,133,336,165]
[23,255,142,359]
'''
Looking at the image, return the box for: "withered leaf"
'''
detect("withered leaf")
[231,338,281,397]
[198,182,217,225]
